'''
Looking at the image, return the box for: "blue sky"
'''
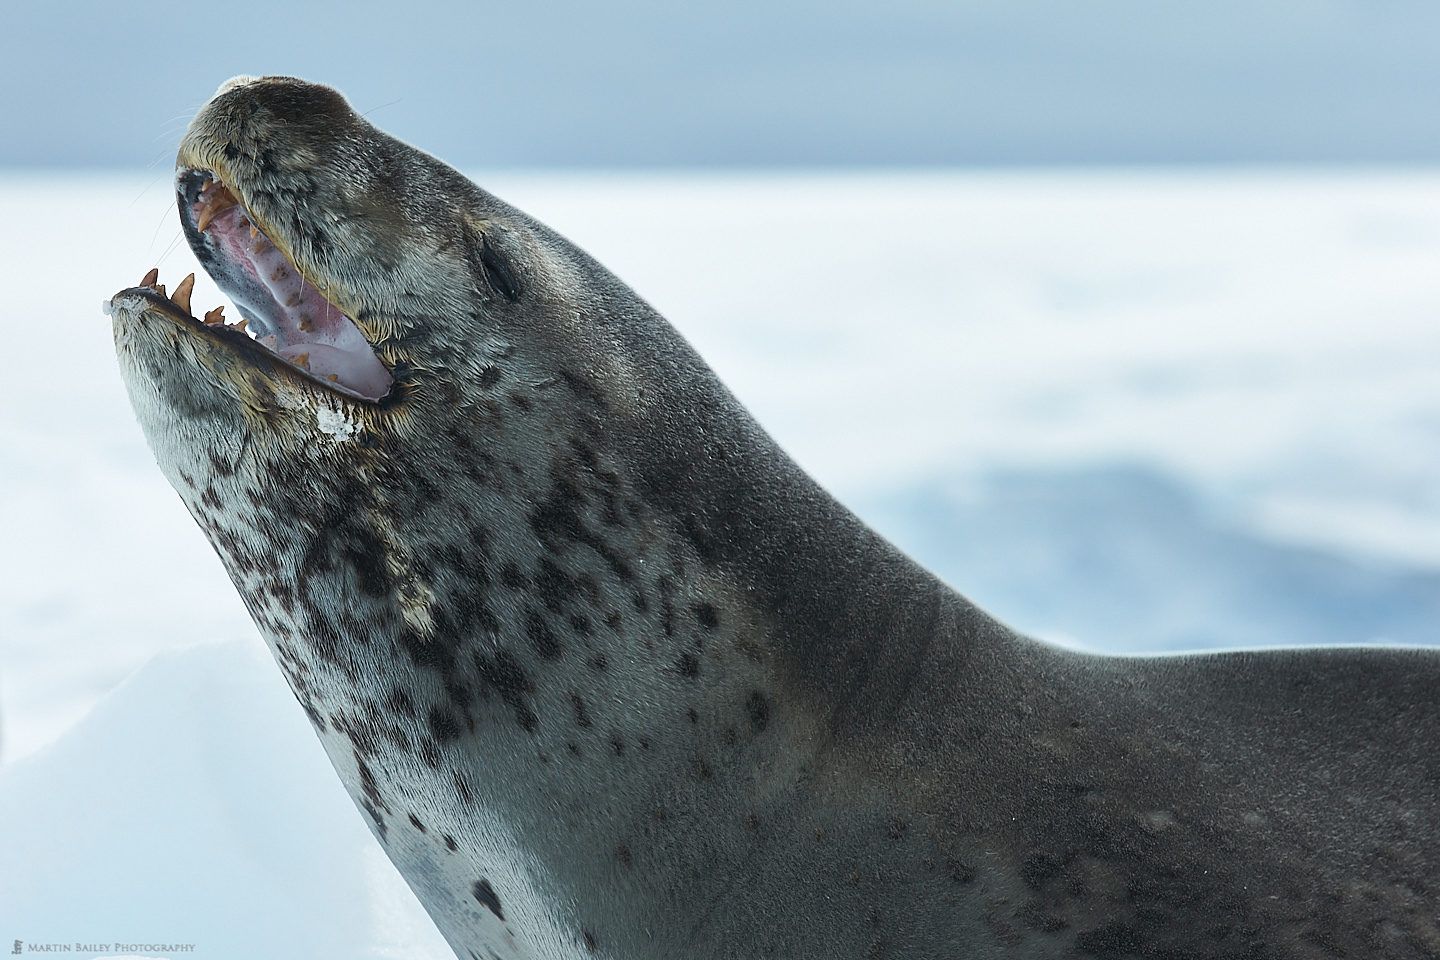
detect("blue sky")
[8,0,1440,167]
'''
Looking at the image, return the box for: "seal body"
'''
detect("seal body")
[110,77,1440,960]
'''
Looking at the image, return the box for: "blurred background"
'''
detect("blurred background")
[5,3,1440,956]
[9,0,1440,169]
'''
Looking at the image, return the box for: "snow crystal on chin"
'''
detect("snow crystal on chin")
[315,402,359,442]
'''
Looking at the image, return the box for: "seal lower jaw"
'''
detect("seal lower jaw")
[171,167,393,403]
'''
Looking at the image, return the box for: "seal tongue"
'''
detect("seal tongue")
[190,176,393,401]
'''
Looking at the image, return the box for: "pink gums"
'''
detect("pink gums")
[205,203,393,401]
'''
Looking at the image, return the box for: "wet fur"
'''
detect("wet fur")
[111,77,1440,959]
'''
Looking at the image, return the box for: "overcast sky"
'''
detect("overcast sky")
[8,0,1440,168]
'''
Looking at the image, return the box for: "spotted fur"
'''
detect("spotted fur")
[111,77,1440,959]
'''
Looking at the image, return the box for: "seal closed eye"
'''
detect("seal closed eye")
[109,76,1440,960]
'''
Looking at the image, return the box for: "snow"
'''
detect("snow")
[0,641,452,959]
[314,401,360,442]
[3,170,1439,956]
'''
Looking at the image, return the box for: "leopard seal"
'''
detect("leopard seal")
[108,76,1440,959]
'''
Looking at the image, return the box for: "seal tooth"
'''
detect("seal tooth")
[195,181,240,233]
[153,283,167,297]
[172,273,196,315]
[141,267,159,288]
[234,318,249,334]
[204,305,226,325]
[293,352,311,370]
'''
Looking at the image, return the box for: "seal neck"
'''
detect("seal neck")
[602,313,1017,739]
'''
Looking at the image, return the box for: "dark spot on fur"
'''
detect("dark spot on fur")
[399,625,456,674]
[429,706,462,743]
[475,649,538,732]
[610,734,625,755]
[571,692,593,728]
[525,608,563,660]
[454,771,475,804]
[472,878,505,920]
[694,603,719,630]
[510,393,533,412]
[947,857,976,884]
[387,686,418,718]
[535,558,576,612]
[1022,853,1063,890]
[588,652,609,672]
[409,813,428,833]
[355,751,388,812]
[745,691,769,733]
[445,677,476,711]
[479,365,503,389]
[528,474,634,581]
[501,563,528,591]
[1020,902,1068,932]
[207,449,238,478]
[678,653,700,678]
[746,812,760,831]
[1075,922,1144,955]
[659,577,676,636]
[583,930,597,952]
[616,844,631,868]
[346,529,393,597]
[444,834,458,852]
[694,754,712,780]
[687,708,699,724]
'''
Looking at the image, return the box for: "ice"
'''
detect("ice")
[0,641,451,959]
[315,401,360,442]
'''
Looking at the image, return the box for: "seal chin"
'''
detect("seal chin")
[168,167,393,402]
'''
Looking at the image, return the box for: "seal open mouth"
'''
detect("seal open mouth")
[159,167,393,402]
